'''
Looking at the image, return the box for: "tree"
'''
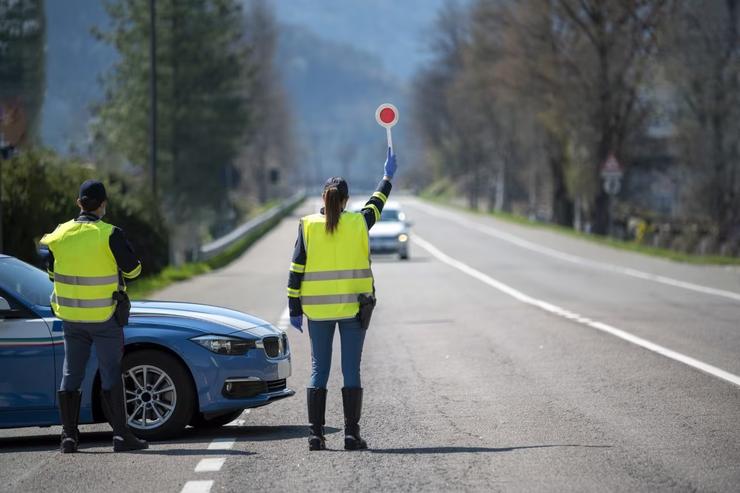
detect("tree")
[661,0,740,239]
[0,0,45,144]
[93,0,250,258]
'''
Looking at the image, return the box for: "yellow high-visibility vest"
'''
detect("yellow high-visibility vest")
[40,219,120,323]
[300,212,374,321]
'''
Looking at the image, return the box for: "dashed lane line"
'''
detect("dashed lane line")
[413,234,740,388]
[408,200,740,303]
[180,480,214,493]
[207,438,236,450]
[194,458,226,473]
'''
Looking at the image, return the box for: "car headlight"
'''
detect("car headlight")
[398,234,409,242]
[191,335,256,355]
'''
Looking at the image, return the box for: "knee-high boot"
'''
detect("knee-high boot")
[342,387,367,450]
[57,390,81,453]
[307,387,327,451]
[101,382,148,452]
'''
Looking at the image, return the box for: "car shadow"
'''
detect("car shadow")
[0,424,338,454]
[368,444,613,455]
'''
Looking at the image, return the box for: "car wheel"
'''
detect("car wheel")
[191,409,244,429]
[121,349,195,440]
[399,250,409,260]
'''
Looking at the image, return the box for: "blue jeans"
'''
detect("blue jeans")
[60,319,124,391]
[308,317,366,389]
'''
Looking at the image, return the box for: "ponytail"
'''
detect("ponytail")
[324,187,344,234]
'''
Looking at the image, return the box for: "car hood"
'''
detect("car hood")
[370,222,407,237]
[130,301,280,338]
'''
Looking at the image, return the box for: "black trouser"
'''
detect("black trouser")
[60,319,123,391]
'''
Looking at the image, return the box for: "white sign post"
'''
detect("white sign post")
[375,103,398,152]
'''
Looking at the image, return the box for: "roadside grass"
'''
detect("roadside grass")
[127,198,303,300]
[420,195,740,266]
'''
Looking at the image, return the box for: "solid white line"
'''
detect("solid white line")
[194,458,226,473]
[181,480,214,493]
[413,234,740,388]
[207,438,235,450]
[409,200,740,303]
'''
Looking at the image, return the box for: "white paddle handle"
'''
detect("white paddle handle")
[386,127,393,153]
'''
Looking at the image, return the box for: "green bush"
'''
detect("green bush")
[1,148,169,274]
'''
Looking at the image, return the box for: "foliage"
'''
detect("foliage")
[0,0,45,143]
[1,148,169,272]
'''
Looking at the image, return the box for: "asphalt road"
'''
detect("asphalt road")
[2,197,739,492]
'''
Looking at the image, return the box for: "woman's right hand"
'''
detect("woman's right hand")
[384,147,397,179]
[290,315,303,333]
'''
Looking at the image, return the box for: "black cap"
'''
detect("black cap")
[78,179,107,208]
[323,176,349,198]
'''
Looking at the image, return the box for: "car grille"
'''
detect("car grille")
[263,336,280,357]
[222,378,287,399]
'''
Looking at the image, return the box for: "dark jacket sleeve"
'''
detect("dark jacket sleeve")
[287,221,306,317]
[109,227,142,280]
[361,178,393,230]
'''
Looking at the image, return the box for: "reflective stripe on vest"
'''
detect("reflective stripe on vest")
[40,219,120,323]
[301,212,373,321]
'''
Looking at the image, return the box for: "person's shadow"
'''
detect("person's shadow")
[369,444,612,454]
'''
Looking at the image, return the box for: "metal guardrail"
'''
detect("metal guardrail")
[198,191,306,261]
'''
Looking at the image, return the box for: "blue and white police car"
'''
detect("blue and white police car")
[0,254,294,440]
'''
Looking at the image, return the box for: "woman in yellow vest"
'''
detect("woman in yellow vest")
[287,147,397,451]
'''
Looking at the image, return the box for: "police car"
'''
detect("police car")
[0,254,294,440]
[351,200,411,260]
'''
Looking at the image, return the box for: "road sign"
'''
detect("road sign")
[375,103,398,151]
[603,175,622,195]
[600,153,623,179]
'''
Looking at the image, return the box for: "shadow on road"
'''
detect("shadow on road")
[369,444,612,455]
[0,424,336,453]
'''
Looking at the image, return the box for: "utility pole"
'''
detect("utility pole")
[149,0,158,197]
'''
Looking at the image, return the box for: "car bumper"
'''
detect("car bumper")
[370,237,408,253]
[187,339,295,414]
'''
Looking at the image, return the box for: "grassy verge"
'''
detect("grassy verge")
[421,195,740,266]
[128,198,304,300]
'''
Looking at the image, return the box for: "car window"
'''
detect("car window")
[0,258,53,307]
[380,210,400,222]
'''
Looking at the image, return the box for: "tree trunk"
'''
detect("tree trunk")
[548,154,574,226]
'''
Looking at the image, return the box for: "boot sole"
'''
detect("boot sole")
[308,437,325,451]
[344,437,367,450]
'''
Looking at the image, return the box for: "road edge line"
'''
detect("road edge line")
[412,234,740,388]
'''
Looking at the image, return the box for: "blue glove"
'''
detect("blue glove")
[290,315,303,333]
[384,147,397,179]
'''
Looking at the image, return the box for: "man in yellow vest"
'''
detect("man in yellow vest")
[40,179,148,453]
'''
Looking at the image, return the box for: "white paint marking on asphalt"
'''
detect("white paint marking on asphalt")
[181,480,214,493]
[207,438,236,450]
[409,201,740,303]
[277,306,290,330]
[413,234,740,388]
[194,458,226,473]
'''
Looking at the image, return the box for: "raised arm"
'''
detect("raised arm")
[361,148,396,230]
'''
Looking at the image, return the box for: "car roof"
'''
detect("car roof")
[349,200,402,212]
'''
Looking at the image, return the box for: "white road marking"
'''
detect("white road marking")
[207,438,236,450]
[194,458,226,473]
[181,480,214,493]
[413,234,740,388]
[277,306,290,330]
[224,409,250,427]
[409,201,740,303]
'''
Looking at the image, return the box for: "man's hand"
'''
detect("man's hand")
[384,147,397,179]
[290,315,303,333]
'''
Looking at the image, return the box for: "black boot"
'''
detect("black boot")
[307,387,327,451]
[101,383,148,452]
[57,390,81,453]
[342,387,367,450]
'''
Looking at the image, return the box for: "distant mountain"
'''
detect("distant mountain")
[270,0,451,81]
[277,24,408,188]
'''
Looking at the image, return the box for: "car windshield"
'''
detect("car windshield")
[0,257,53,307]
[380,209,402,222]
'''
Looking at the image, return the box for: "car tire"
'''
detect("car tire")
[399,250,409,260]
[120,349,195,440]
[191,409,245,429]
